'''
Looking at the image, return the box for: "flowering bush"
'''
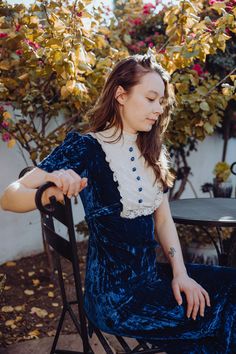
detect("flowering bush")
[110,0,236,199]
[213,161,231,182]
[0,0,125,163]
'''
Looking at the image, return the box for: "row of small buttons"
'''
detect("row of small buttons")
[129,146,143,203]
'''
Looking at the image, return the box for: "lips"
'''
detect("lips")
[147,118,157,124]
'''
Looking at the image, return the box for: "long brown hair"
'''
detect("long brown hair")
[84,54,175,188]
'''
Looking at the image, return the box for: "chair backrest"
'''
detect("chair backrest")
[35,182,92,353]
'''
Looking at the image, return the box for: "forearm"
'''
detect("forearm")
[0,182,37,213]
[156,219,187,277]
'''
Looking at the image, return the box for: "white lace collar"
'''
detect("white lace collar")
[88,126,164,219]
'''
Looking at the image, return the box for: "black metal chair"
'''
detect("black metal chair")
[35,181,165,354]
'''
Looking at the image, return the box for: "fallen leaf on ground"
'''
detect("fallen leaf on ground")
[28,329,40,338]
[1,306,14,313]
[28,271,35,277]
[14,305,25,312]
[48,291,54,298]
[30,307,48,318]
[24,289,34,295]
[5,262,16,267]
[32,279,40,286]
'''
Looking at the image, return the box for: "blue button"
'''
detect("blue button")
[138,187,142,192]
[136,176,141,181]
[129,147,133,152]
[131,157,135,161]
[138,199,143,203]
[132,167,136,172]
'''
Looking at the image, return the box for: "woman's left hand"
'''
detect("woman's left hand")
[171,273,211,320]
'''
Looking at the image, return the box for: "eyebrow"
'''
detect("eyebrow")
[147,90,164,98]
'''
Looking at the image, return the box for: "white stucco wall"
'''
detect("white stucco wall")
[1,133,236,264]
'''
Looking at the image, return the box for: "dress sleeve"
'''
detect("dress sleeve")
[37,131,89,175]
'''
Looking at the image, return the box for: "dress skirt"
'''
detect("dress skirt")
[84,211,236,354]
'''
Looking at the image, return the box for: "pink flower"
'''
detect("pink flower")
[143,3,155,14]
[138,41,145,47]
[16,49,23,56]
[225,28,231,35]
[2,132,11,142]
[25,39,40,50]
[0,33,8,38]
[1,121,9,128]
[143,3,155,9]
[77,11,83,17]
[192,64,204,76]
[133,18,142,26]
[148,42,154,48]
[15,24,21,32]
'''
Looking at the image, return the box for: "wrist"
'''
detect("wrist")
[172,266,187,278]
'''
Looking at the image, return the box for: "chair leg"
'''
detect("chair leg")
[67,306,93,353]
[93,327,115,354]
[50,307,67,354]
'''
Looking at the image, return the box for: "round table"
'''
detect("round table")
[170,198,236,266]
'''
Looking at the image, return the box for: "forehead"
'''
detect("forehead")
[134,72,165,96]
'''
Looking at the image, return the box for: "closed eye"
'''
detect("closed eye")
[147,98,155,102]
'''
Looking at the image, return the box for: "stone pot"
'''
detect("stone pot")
[213,178,233,198]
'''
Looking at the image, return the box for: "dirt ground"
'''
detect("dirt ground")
[0,241,88,349]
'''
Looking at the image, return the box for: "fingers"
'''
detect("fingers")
[186,292,194,319]
[191,291,200,320]
[201,287,211,307]
[186,287,211,320]
[172,282,183,306]
[45,169,88,198]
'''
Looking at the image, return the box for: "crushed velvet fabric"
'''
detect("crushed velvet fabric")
[38,132,236,354]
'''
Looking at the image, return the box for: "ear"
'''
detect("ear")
[115,85,127,105]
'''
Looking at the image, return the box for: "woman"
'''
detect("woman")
[1,54,236,353]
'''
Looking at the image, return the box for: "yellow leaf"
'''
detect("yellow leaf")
[14,305,24,312]
[32,279,40,286]
[18,73,29,81]
[5,261,16,267]
[24,289,34,296]
[3,111,11,119]
[52,303,59,307]
[28,329,40,338]
[66,80,76,93]
[200,102,210,111]
[28,271,35,277]
[30,307,48,318]
[1,306,14,313]
[61,86,70,99]
[48,291,54,298]
[7,139,16,149]
[5,320,15,327]
[48,313,55,318]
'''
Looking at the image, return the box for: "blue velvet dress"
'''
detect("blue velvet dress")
[38,132,236,354]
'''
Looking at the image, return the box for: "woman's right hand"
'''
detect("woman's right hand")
[42,169,88,205]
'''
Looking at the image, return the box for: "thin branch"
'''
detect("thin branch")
[205,67,236,97]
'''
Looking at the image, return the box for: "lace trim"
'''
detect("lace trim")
[88,132,164,219]
[120,189,163,219]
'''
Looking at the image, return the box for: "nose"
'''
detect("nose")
[153,103,164,115]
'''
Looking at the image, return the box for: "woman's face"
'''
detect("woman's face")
[117,71,165,134]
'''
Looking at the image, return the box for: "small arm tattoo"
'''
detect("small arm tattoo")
[168,247,176,257]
